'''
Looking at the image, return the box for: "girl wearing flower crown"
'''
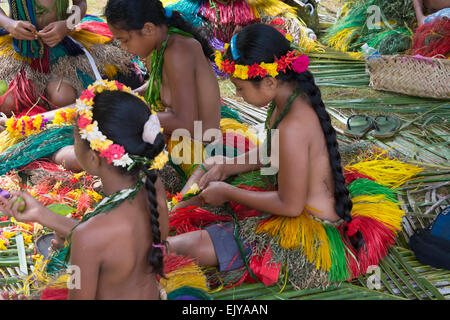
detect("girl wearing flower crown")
[166,24,406,290]
[0,81,170,299]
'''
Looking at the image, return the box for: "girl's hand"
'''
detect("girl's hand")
[50,232,66,251]
[171,195,202,211]
[0,191,44,224]
[198,156,229,190]
[38,21,70,47]
[7,20,37,41]
[198,182,231,207]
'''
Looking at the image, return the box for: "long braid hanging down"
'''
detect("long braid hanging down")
[142,165,165,278]
[292,70,366,250]
[295,71,353,223]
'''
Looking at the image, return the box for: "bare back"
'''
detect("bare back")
[160,34,221,136]
[273,98,340,222]
[69,179,169,300]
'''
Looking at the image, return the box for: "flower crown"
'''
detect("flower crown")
[215,35,310,80]
[76,80,166,169]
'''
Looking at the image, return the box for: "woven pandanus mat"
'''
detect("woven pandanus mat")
[366,55,450,99]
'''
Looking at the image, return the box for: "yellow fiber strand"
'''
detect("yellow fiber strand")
[0,35,30,62]
[168,136,205,177]
[351,195,405,232]
[220,118,260,146]
[160,265,208,293]
[70,29,112,50]
[278,265,289,294]
[345,158,424,189]
[248,0,297,16]
[298,213,331,271]
[256,212,332,271]
[20,256,54,296]
[161,0,179,6]
[326,27,361,53]
[102,64,119,79]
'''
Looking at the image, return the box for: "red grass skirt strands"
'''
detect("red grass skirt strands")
[411,18,450,58]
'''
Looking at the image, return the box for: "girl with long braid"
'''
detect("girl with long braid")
[167,24,407,289]
[0,81,170,299]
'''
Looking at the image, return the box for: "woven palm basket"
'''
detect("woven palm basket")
[366,55,450,99]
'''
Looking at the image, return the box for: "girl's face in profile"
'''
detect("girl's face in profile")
[231,78,275,108]
[108,23,155,59]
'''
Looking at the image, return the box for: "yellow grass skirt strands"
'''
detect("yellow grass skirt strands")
[247,0,298,17]
[160,263,209,293]
[0,35,29,62]
[220,118,260,147]
[256,209,332,272]
[325,27,361,53]
[351,195,405,232]
[70,29,112,50]
[345,157,424,189]
[168,118,260,178]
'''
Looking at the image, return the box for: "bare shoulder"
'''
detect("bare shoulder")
[278,97,319,140]
[71,210,119,250]
[165,34,203,66]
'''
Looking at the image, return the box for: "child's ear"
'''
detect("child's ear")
[261,77,278,92]
[141,22,155,36]
[88,149,102,171]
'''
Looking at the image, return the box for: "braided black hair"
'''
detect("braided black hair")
[90,90,166,277]
[225,24,363,249]
[105,0,214,60]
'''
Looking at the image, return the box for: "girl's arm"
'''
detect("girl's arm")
[38,0,87,48]
[67,224,100,300]
[182,147,263,194]
[156,41,198,135]
[28,104,76,122]
[133,80,149,96]
[0,7,37,40]
[0,191,78,237]
[200,120,310,217]
[413,0,426,26]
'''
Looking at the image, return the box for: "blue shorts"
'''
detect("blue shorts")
[205,222,252,272]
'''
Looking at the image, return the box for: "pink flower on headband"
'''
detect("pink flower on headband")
[115,81,124,91]
[292,55,309,74]
[100,144,125,164]
[80,89,95,102]
[77,115,91,129]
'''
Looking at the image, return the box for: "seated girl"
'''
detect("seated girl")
[166,24,407,289]
[105,0,221,138]
[0,0,141,117]
[0,83,169,299]
[105,0,258,188]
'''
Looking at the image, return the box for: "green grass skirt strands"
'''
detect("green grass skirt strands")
[324,225,351,282]
[0,126,74,176]
[227,170,277,190]
[348,178,398,202]
[324,0,415,54]
[221,105,242,123]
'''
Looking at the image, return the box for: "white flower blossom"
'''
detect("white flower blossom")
[112,154,134,168]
